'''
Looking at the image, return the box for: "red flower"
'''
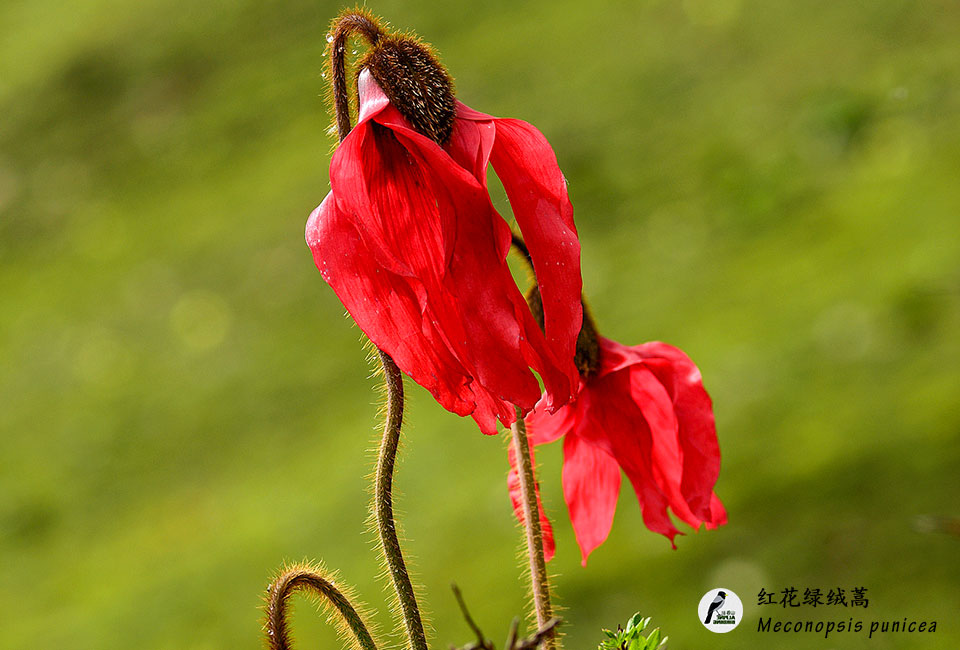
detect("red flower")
[509,337,726,565]
[306,70,582,435]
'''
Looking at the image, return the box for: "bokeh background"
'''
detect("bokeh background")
[2,0,958,648]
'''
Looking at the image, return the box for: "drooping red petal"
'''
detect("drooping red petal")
[307,193,483,423]
[330,121,449,282]
[509,337,725,561]
[628,364,703,530]
[488,118,582,403]
[584,371,682,546]
[453,100,494,122]
[633,341,721,522]
[525,392,578,446]
[374,103,574,413]
[329,114,493,411]
[595,335,642,376]
[706,493,728,529]
[319,124,515,434]
[445,110,495,184]
[561,430,621,565]
[507,437,555,562]
[449,104,582,411]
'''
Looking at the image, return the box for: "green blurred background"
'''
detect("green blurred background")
[2,0,958,648]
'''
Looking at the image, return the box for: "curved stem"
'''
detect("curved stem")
[265,565,378,650]
[327,15,428,650]
[329,11,384,141]
[510,408,557,650]
[375,350,429,650]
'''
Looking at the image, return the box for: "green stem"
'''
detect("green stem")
[329,11,383,141]
[266,565,378,650]
[327,16,428,650]
[375,350,429,650]
[510,407,557,650]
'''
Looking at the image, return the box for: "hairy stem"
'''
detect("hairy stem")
[374,350,429,650]
[510,407,557,650]
[265,565,378,650]
[327,14,428,650]
[329,10,384,141]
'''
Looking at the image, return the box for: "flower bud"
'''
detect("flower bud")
[360,35,456,144]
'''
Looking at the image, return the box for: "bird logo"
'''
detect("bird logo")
[699,587,742,633]
[704,590,727,624]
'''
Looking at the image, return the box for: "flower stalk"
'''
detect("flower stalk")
[510,408,557,650]
[374,349,429,650]
[328,10,384,141]
[328,12,428,650]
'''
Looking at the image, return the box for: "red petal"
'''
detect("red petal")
[445,112,495,183]
[377,114,573,412]
[634,342,721,522]
[316,71,581,431]
[596,335,644,376]
[306,194,490,425]
[447,104,582,413]
[507,438,556,562]
[331,121,451,281]
[453,99,495,122]
[562,431,621,565]
[629,364,703,529]
[585,371,681,546]
[525,392,578,446]
[705,493,728,529]
[489,118,582,405]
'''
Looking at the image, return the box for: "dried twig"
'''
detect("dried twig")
[450,584,560,650]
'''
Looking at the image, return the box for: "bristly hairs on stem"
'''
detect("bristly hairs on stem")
[264,561,380,650]
[507,467,566,649]
[372,348,430,650]
[327,11,431,650]
[510,409,558,650]
[327,8,385,142]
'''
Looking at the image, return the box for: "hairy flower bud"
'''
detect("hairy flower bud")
[360,36,456,144]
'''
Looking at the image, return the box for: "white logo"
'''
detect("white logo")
[699,587,742,633]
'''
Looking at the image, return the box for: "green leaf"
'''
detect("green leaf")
[645,628,661,650]
[598,612,668,650]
